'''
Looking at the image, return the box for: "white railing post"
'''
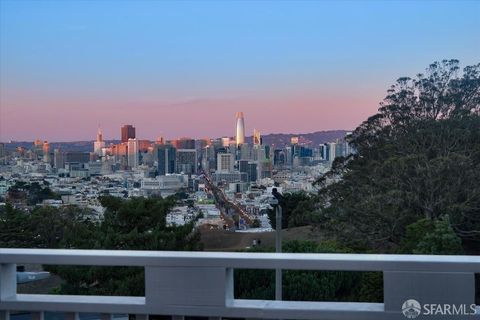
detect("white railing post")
[225,267,234,305]
[100,313,114,320]
[0,310,10,320]
[275,205,283,301]
[31,312,45,320]
[100,314,113,320]
[0,264,16,301]
[64,312,80,320]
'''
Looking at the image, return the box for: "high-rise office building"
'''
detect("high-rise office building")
[176,149,197,174]
[94,128,105,156]
[228,143,237,155]
[253,144,267,162]
[53,149,65,169]
[239,143,251,160]
[328,142,337,163]
[173,138,195,150]
[201,145,216,173]
[42,141,50,163]
[253,129,261,145]
[65,152,90,163]
[31,139,42,160]
[221,137,231,148]
[238,160,249,174]
[247,162,258,182]
[274,149,286,167]
[127,138,139,168]
[335,142,345,158]
[300,146,313,158]
[33,139,43,157]
[141,148,154,167]
[319,144,328,161]
[235,112,245,146]
[217,153,234,172]
[121,125,136,143]
[112,143,128,167]
[264,145,271,159]
[197,138,211,149]
[137,140,152,152]
[320,143,327,161]
[344,132,355,156]
[285,146,292,165]
[258,160,273,179]
[157,144,177,176]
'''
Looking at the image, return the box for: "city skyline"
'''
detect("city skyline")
[0,113,346,143]
[1,1,479,141]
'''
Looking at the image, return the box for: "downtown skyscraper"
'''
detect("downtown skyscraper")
[127,138,139,168]
[121,125,136,143]
[157,144,176,176]
[94,128,105,156]
[235,112,245,146]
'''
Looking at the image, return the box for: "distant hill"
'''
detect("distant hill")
[3,130,347,152]
[3,140,120,152]
[246,130,348,147]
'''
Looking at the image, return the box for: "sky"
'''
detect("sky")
[1,0,479,142]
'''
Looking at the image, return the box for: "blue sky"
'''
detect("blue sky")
[1,0,479,141]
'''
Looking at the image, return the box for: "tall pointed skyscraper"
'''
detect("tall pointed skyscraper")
[94,127,105,156]
[235,112,245,146]
[253,129,261,145]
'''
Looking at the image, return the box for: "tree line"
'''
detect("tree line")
[270,60,479,256]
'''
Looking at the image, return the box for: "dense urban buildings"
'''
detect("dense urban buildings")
[0,112,354,230]
[0,114,351,223]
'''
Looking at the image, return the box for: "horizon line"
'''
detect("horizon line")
[0,129,350,144]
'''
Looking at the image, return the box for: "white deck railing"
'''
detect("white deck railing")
[1,249,479,319]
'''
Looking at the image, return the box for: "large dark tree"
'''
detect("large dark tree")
[6,181,60,206]
[315,60,480,251]
[267,191,316,229]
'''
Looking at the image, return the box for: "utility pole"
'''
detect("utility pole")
[275,204,282,301]
[271,187,283,301]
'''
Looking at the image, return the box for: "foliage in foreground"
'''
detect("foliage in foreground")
[319,60,480,252]
[0,196,201,295]
[235,240,383,302]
